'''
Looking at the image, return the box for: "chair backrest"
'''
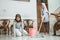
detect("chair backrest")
[23,19,34,28]
[0,19,10,27]
[51,12,60,21]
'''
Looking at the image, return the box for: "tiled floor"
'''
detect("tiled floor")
[0,34,60,40]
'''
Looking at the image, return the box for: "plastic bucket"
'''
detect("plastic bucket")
[29,28,37,36]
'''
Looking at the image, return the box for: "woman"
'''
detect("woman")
[13,14,28,36]
[41,3,49,34]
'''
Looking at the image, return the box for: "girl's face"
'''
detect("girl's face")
[16,16,20,21]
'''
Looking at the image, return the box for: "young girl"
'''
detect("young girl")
[13,14,28,36]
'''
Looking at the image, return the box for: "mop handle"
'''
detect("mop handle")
[39,16,44,32]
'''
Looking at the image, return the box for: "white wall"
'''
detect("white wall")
[54,7,60,13]
[48,0,60,13]
[0,0,37,27]
[0,0,37,19]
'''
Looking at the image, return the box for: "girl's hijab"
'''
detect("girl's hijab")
[15,14,22,22]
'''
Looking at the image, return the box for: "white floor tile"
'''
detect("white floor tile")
[0,34,60,40]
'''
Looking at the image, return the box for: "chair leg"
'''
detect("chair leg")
[11,27,12,35]
[4,28,7,34]
[0,29,2,34]
[53,28,56,35]
[8,28,9,35]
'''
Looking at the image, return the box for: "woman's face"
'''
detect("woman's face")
[16,16,20,21]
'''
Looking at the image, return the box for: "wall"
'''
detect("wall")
[0,0,37,19]
[48,0,60,13]
[0,0,37,27]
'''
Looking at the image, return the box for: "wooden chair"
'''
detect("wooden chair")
[51,12,60,35]
[23,19,34,33]
[0,19,10,35]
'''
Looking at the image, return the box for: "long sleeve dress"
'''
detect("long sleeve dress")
[13,20,28,36]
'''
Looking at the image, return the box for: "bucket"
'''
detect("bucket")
[29,28,37,36]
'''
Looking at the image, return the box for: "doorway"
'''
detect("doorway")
[37,0,49,32]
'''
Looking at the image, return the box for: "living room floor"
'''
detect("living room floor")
[0,33,60,40]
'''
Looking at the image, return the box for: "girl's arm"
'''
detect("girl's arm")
[22,20,24,29]
[13,21,16,37]
[13,22,15,28]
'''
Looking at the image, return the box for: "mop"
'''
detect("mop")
[39,16,44,32]
[39,16,44,37]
